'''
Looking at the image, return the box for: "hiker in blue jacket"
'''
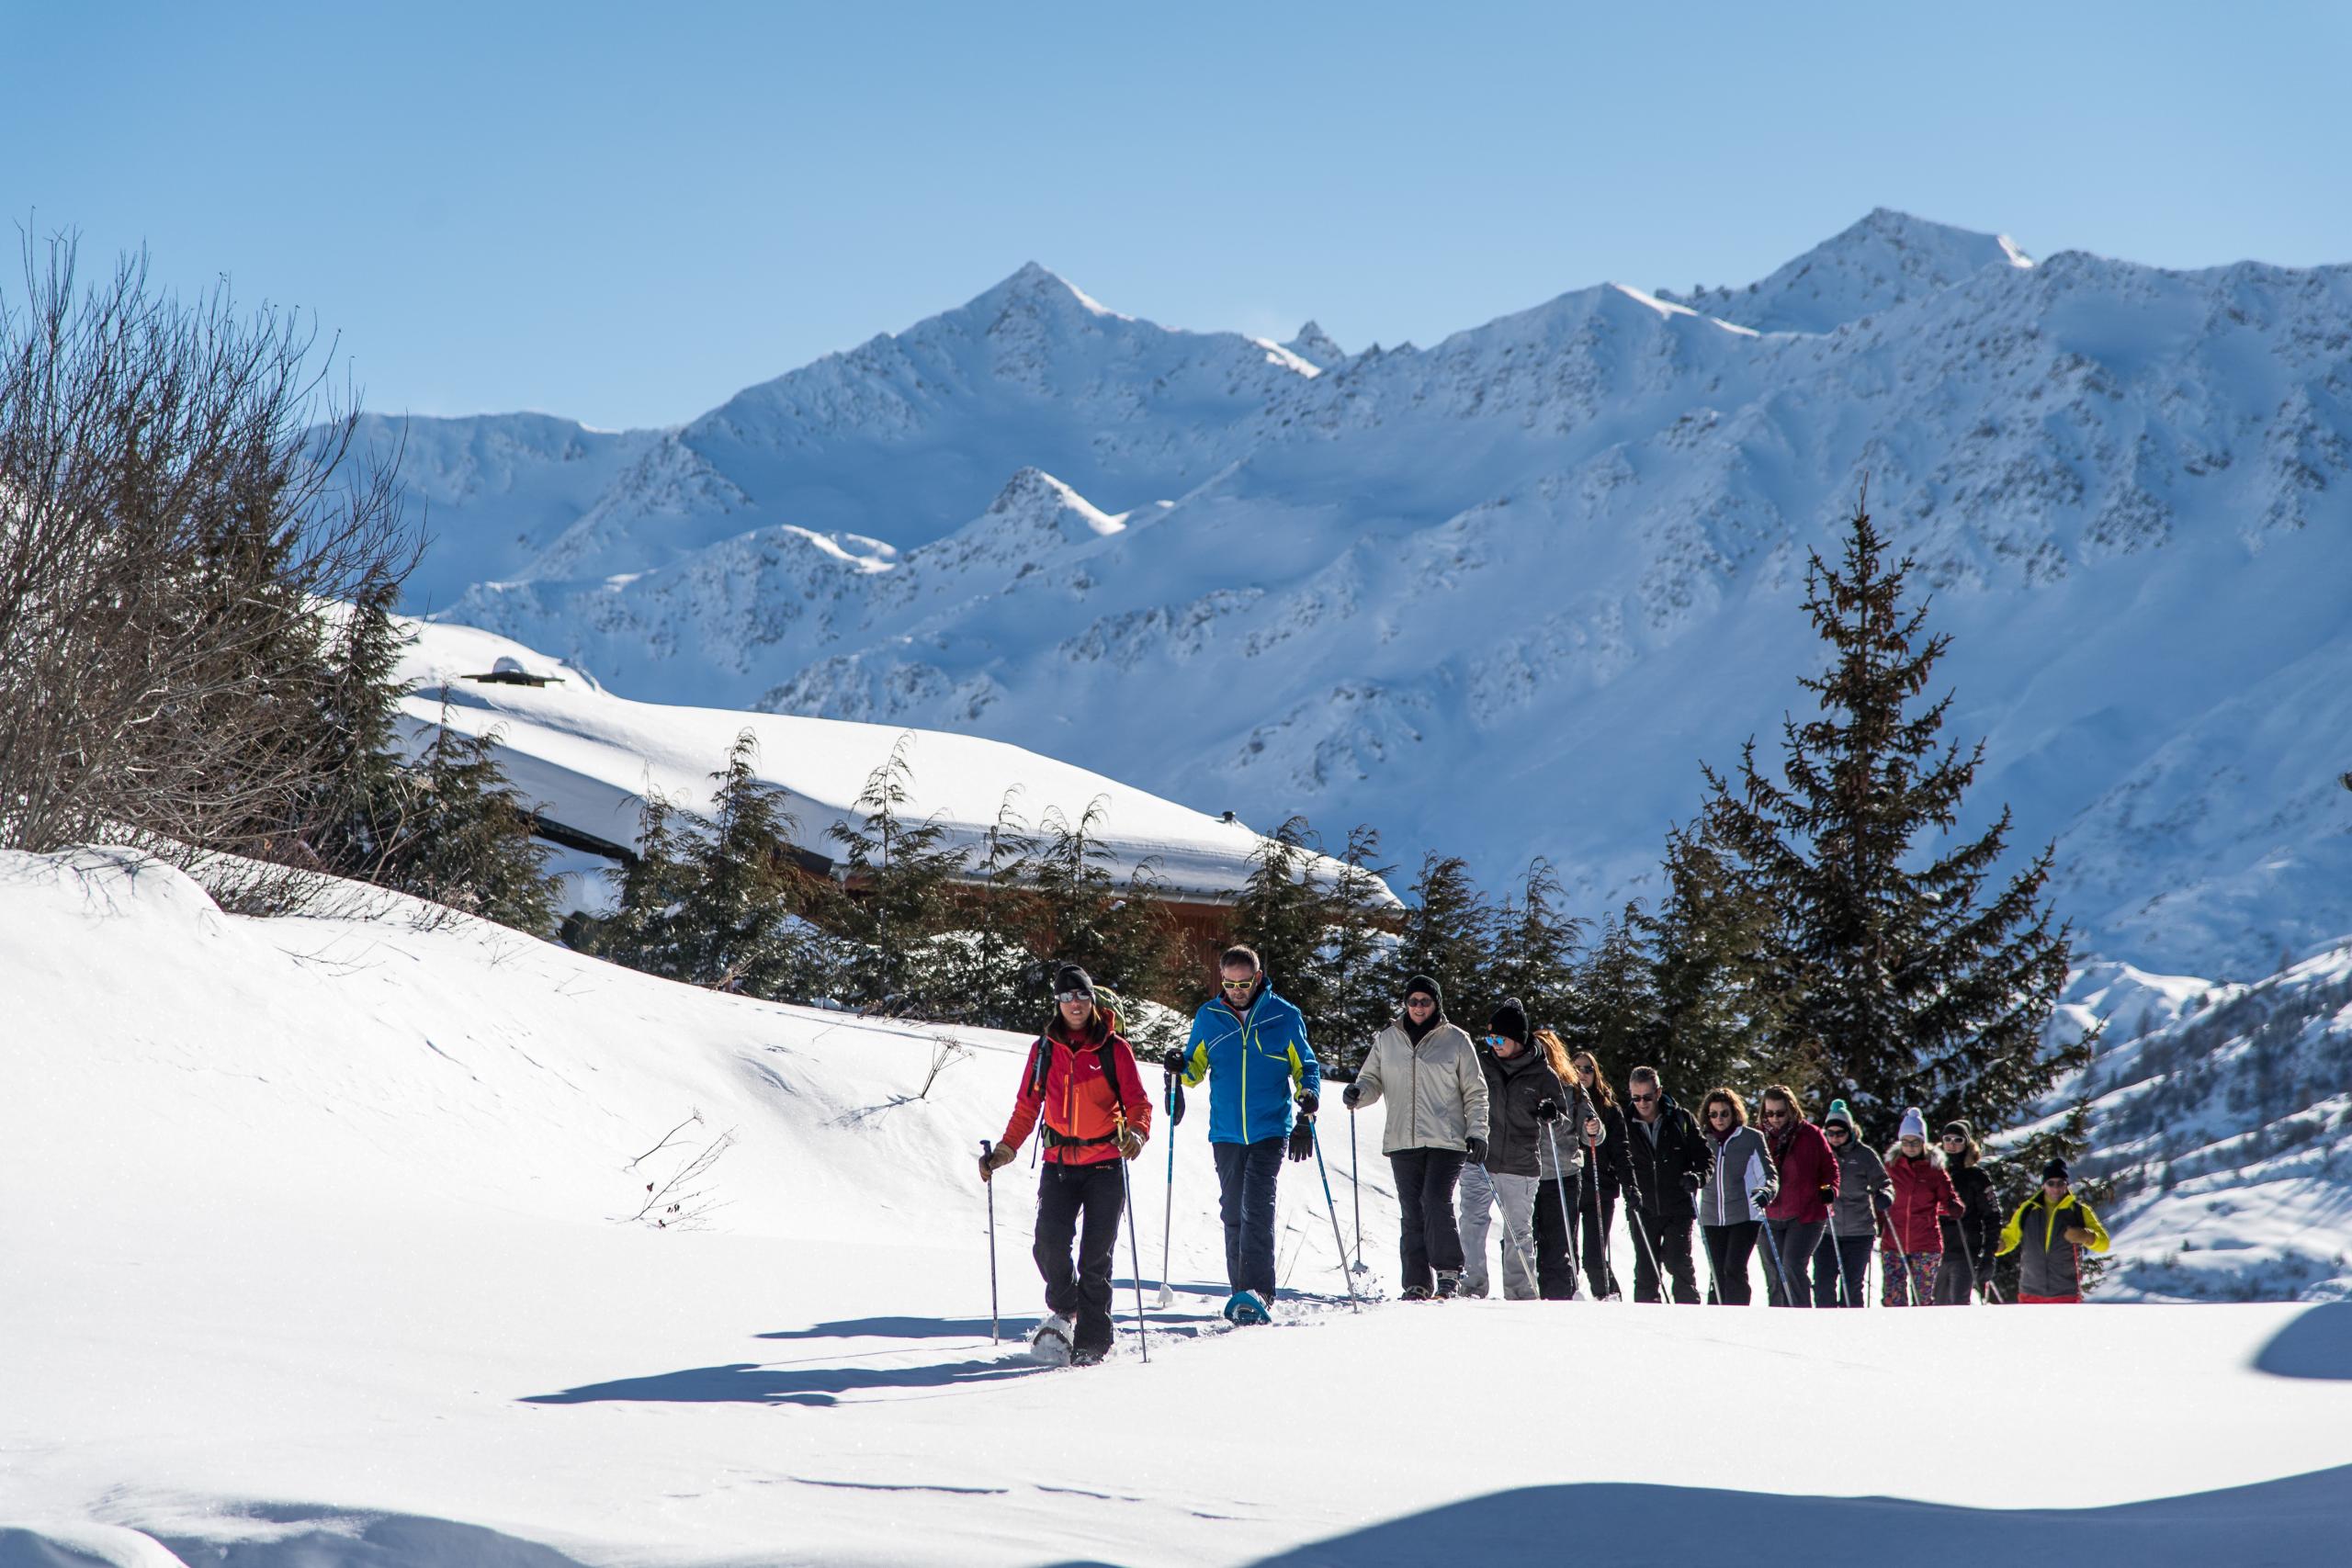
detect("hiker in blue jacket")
[1166,943,1321,1322]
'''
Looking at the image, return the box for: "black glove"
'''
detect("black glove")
[1296,1089,1319,1116]
[1872,1190,1894,1215]
[1754,1182,1778,1206]
[1465,1136,1488,1166]
[1167,1081,1186,1127]
[1680,1171,1702,1195]
[1342,1083,1363,1110]
[1286,1117,1315,1163]
[1533,1098,1564,1123]
[1162,1048,1188,1077]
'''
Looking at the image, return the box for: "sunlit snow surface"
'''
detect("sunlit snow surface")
[5,850,2350,1567]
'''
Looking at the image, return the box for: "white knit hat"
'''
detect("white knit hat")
[1898,1106,1928,1141]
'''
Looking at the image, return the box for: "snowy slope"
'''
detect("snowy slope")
[6,850,2352,1568]
[390,214,2352,980]
[2052,940,2352,1303]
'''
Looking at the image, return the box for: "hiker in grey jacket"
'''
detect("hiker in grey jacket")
[1697,1088,1777,1305]
[1344,974,1489,1300]
[1457,998,1564,1300]
[1810,1097,1891,1307]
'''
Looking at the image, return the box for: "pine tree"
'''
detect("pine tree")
[942,788,1040,1031]
[828,736,966,1015]
[395,700,558,933]
[308,583,415,883]
[1316,824,1400,1074]
[1483,857,1585,1035]
[1701,497,2078,1134]
[1231,817,1332,1021]
[1388,852,1492,1021]
[1570,903,1663,1078]
[1636,817,1795,1099]
[1030,797,1184,1011]
[677,730,824,998]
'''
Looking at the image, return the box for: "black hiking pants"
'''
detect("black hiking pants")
[1391,1146,1466,1292]
[1631,1206,1702,1304]
[1702,1220,1761,1304]
[1763,1217,1826,1306]
[1213,1135,1286,1299]
[1534,1173,1583,1299]
[1034,1159,1125,1354]
[1579,1181,1622,1299]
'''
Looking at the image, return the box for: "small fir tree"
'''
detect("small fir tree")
[1387,852,1492,1019]
[827,736,966,1015]
[1482,857,1586,1035]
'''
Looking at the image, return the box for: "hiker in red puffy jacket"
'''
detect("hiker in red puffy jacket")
[1758,1084,1838,1308]
[1882,1106,1962,1307]
[978,964,1153,1364]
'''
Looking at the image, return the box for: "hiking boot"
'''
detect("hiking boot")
[1401,1283,1433,1302]
[1070,1345,1106,1367]
[1435,1270,1462,1299]
[1456,1276,1489,1299]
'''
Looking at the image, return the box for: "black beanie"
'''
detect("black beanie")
[1051,964,1096,1003]
[1941,1120,1973,1142]
[2042,1157,2070,1181]
[1487,998,1529,1046]
[1403,974,1442,1009]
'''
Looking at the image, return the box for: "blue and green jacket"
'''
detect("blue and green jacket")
[1171,978,1319,1146]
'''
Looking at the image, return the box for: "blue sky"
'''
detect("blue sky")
[10,1,2346,430]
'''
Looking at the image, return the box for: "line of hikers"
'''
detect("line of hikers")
[978,952,2111,1362]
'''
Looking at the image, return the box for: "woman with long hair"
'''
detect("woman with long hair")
[1696,1088,1777,1305]
[1756,1083,1838,1307]
[1936,1121,2002,1304]
[1568,1048,1641,1299]
[1457,998,1567,1299]
[1530,1027,1599,1299]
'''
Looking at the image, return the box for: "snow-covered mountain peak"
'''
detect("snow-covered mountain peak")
[1667,207,2037,333]
[1283,320,1348,367]
[972,466,1125,543]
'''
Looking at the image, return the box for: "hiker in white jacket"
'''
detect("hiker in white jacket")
[1343,974,1489,1300]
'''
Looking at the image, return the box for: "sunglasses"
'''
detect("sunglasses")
[1706,1110,1734,1121]
[1221,977,1256,992]
[1630,1091,1658,1104]
[1761,1109,1791,1122]
[1405,996,1436,1007]
[1483,1034,1515,1047]
[1055,991,1091,1005]
[1825,1125,1850,1137]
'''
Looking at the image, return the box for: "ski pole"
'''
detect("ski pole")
[1158,1071,1178,1310]
[1542,1122,1581,1302]
[980,1139,1000,1345]
[1757,1213,1792,1306]
[1309,1119,1362,1313]
[1626,1191,1668,1306]
[1349,1100,1365,1274]
[1878,1210,1919,1308]
[1116,1116,1148,1361]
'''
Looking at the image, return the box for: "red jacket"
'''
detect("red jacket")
[1885,1151,1963,1252]
[999,1013,1153,1167]
[1764,1119,1839,1224]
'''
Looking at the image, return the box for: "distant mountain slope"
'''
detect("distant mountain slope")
[379,213,2352,977]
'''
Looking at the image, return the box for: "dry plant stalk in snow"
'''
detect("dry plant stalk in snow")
[623,1110,735,1230]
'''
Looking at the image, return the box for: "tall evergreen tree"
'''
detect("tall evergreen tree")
[1316,824,1400,1074]
[1701,498,2078,1134]
[396,701,558,934]
[1030,797,1185,1011]
[942,788,1040,1031]
[1483,857,1585,1034]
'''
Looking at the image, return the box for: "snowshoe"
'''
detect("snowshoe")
[1221,1289,1272,1325]
[1070,1345,1106,1367]
[1435,1270,1462,1300]
[1028,1314,1075,1366]
[1400,1284,1433,1302]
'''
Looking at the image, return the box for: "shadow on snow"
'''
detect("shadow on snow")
[1204,1464,2352,1568]
[521,1356,1039,1408]
[2253,1301,2352,1380]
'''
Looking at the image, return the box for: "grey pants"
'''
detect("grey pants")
[1459,1164,1541,1299]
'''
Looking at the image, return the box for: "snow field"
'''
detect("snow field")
[5,849,2350,1567]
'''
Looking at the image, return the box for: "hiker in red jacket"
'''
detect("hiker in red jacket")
[978,964,1153,1365]
[1882,1107,1963,1307]
[1758,1084,1838,1308]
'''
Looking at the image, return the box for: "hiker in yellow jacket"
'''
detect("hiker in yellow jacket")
[1996,1157,2109,1303]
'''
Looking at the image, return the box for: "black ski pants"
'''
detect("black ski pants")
[1033,1158,1125,1354]
[1763,1217,1826,1306]
[1533,1173,1582,1299]
[1631,1206,1702,1304]
[1812,1231,1873,1307]
[1934,1243,1978,1305]
[1390,1146,1466,1292]
[1702,1220,1761,1304]
[1213,1135,1285,1299]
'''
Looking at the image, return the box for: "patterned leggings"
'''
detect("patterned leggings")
[1884,1249,1940,1306]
